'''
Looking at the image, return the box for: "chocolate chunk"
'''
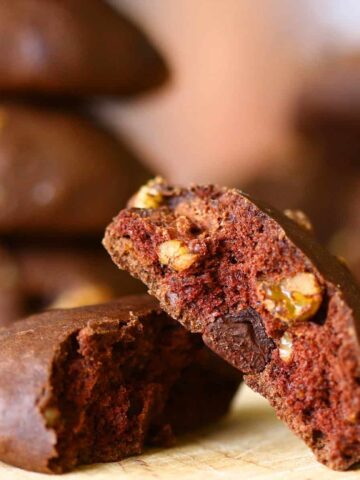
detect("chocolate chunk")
[203,309,275,374]
[0,295,241,473]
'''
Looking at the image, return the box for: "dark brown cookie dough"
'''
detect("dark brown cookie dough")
[0,103,151,234]
[104,179,360,470]
[0,242,145,326]
[0,0,167,96]
[0,295,241,473]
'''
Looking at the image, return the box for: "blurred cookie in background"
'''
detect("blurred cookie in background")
[245,55,360,276]
[243,140,328,235]
[0,0,167,325]
[329,228,360,282]
[297,54,360,155]
[297,55,360,280]
[0,247,23,324]
[296,55,360,215]
[0,0,167,97]
[329,176,360,282]
[0,103,151,235]
[244,138,354,245]
[0,241,144,326]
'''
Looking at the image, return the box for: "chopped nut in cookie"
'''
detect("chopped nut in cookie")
[257,272,322,324]
[130,177,165,209]
[158,240,199,272]
[279,332,293,362]
[284,209,313,232]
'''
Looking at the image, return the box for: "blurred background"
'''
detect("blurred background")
[0,0,359,324]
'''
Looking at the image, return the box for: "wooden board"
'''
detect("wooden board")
[1,385,359,480]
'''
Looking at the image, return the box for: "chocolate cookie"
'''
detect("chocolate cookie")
[0,0,167,96]
[246,57,360,245]
[0,246,23,324]
[104,178,360,470]
[295,55,360,258]
[0,242,144,326]
[297,55,360,146]
[0,295,240,473]
[0,103,151,234]
[328,175,360,283]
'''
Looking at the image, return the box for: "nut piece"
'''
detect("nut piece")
[130,177,165,209]
[257,272,322,324]
[51,284,113,309]
[284,209,313,232]
[279,332,293,362]
[158,240,198,272]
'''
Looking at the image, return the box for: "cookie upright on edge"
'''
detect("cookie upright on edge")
[104,178,360,470]
[0,295,240,473]
[0,0,167,96]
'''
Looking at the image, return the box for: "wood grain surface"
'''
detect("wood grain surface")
[1,385,359,479]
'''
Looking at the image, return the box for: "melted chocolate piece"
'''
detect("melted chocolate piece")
[203,309,275,374]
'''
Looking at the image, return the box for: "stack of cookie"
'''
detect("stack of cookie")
[0,0,168,325]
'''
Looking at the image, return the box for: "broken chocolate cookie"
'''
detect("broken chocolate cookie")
[104,178,360,470]
[0,295,240,473]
